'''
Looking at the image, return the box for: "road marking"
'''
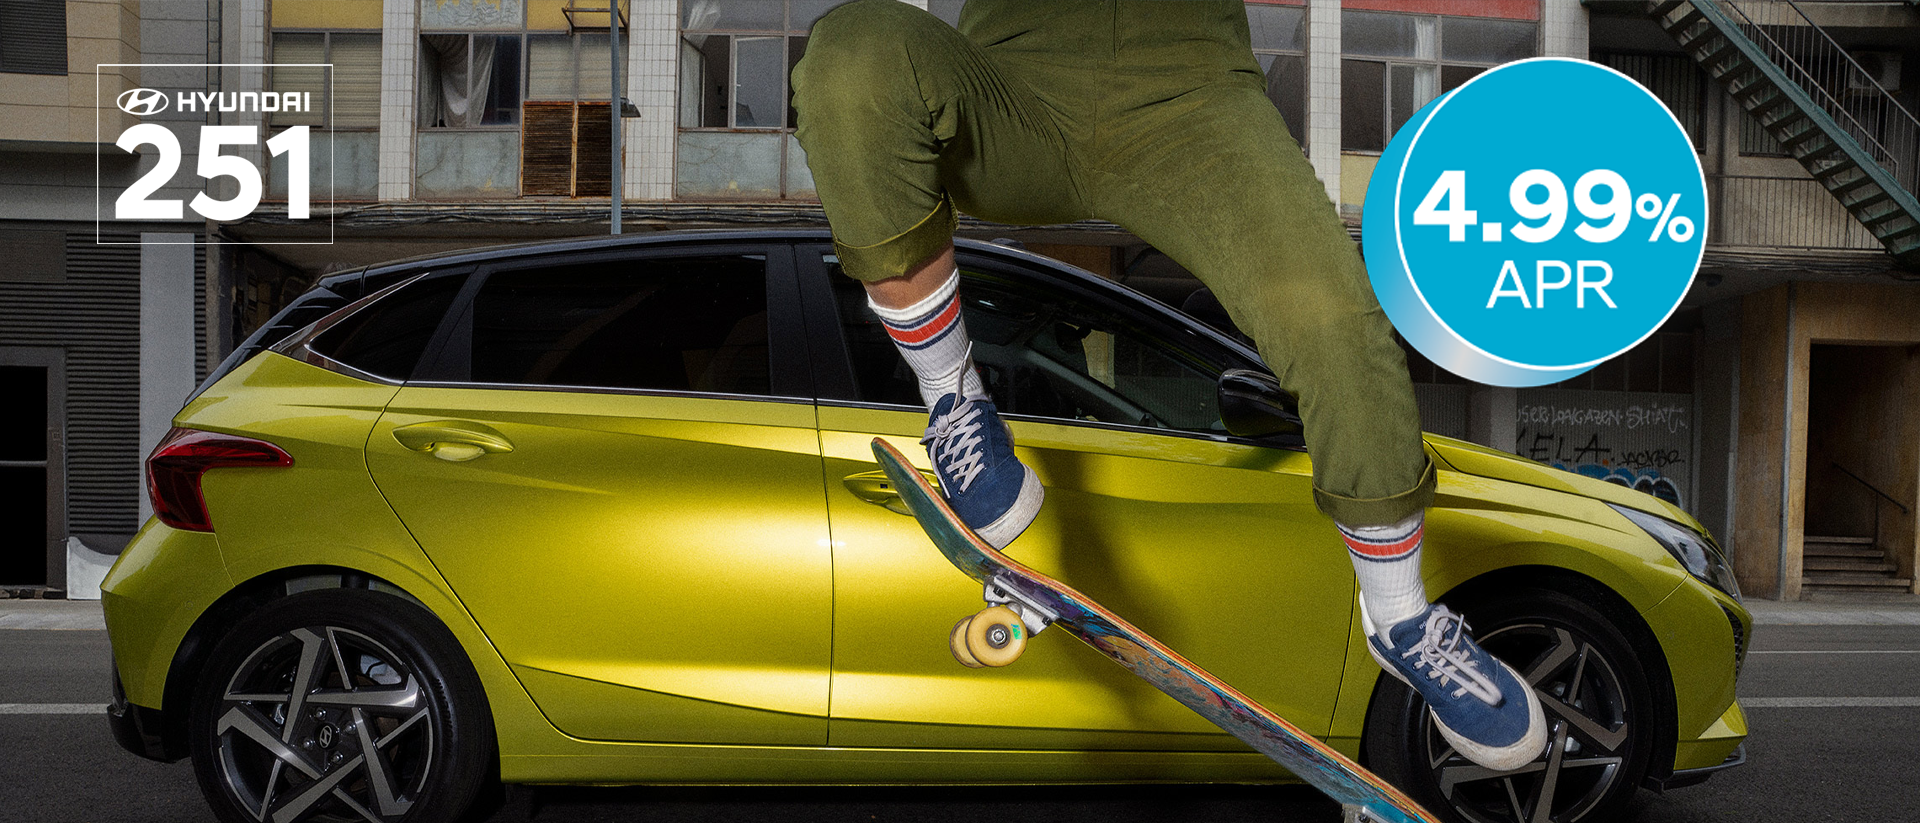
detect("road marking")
[1742,697,1920,708]
[0,703,106,715]
[1749,650,1920,655]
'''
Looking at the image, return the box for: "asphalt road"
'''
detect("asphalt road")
[3,600,1916,823]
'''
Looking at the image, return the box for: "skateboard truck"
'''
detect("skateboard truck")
[983,573,1060,635]
[948,574,1062,669]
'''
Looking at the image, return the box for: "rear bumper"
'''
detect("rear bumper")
[107,661,184,763]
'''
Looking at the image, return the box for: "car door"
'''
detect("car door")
[801,246,1357,752]
[365,244,833,747]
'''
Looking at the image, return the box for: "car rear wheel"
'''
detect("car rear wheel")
[1364,587,1657,823]
[188,588,495,823]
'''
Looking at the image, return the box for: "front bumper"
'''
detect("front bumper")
[1647,742,1746,792]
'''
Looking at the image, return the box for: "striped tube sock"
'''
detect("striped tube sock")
[868,267,984,407]
[1339,512,1429,634]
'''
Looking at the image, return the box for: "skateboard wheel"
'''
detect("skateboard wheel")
[949,615,986,668]
[964,605,1027,667]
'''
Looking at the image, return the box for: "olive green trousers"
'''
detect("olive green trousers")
[791,0,1433,525]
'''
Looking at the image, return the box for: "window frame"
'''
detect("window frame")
[417,31,527,131]
[677,1,814,132]
[527,30,630,104]
[1340,10,1541,154]
[410,243,813,402]
[0,0,67,76]
[793,242,1301,449]
[1247,1,1309,149]
[268,29,384,131]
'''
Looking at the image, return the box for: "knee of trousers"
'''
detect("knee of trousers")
[792,0,945,119]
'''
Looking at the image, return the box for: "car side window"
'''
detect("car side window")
[309,270,467,381]
[465,254,772,395]
[826,257,1225,435]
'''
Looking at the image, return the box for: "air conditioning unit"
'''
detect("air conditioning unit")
[1848,51,1900,94]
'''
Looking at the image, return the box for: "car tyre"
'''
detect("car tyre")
[187,588,496,823]
[1364,586,1657,823]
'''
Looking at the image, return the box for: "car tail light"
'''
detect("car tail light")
[146,428,293,532]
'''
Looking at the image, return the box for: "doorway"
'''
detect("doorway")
[0,350,64,589]
[1802,343,1917,594]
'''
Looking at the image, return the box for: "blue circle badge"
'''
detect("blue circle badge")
[1364,58,1706,387]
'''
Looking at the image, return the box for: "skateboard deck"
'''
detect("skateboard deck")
[872,438,1440,823]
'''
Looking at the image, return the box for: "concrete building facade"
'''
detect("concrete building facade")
[2,0,1917,600]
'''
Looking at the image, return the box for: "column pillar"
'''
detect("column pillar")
[1307,0,1342,204]
[379,0,418,201]
[1541,0,1590,60]
[626,0,677,200]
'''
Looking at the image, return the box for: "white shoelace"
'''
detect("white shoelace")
[1398,607,1503,706]
[924,402,987,493]
[920,342,989,494]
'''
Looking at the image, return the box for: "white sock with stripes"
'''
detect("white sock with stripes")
[868,267,985,407]
[1339,512,1430,634]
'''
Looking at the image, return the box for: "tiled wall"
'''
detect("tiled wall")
[626,0,677,200]
[378,0,418,200]
[1306,0,1341,204]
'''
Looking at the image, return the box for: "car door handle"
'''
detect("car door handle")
[842,469,939,516]
[392,421,514,463]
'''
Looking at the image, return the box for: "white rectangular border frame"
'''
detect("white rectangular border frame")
[95,63,337,245]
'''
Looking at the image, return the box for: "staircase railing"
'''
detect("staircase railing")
[1713,0,1920,195]
[1830,461,1908,559]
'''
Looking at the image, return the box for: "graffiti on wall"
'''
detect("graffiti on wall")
[1514,390,1692,509]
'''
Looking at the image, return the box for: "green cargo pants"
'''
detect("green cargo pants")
[791,0,1434,526]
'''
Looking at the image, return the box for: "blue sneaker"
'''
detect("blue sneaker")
[922,391,1043,549]
[1364,601,1548,772]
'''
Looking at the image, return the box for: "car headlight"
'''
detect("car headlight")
[1608,503,1740,600]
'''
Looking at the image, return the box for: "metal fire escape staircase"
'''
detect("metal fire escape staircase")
[1650,0,1920,269]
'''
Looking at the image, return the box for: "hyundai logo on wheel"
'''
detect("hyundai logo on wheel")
[115,87,169,116]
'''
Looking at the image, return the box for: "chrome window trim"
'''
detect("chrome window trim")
[402,380,810,406]
[812,398,1303,451]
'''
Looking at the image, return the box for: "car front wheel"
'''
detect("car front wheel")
[188,588,496,823]
[1364,586,1658,823]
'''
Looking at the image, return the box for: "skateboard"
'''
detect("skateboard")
[871,438,1440,823]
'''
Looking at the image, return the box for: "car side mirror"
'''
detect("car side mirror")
[1217,369,1302,439]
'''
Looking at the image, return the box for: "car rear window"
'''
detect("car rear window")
[466,254,771,395]
[308,271,466,380]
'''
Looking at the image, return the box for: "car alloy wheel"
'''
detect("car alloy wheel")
[1366,587,1656,823]
[189,589,495,823]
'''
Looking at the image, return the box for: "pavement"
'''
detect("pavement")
[5,590,1917,822]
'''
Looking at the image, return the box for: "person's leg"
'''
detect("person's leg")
[791,0,1082,547]
[1092,80,1545,772]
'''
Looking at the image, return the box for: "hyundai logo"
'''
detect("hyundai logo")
[116,88,169,116]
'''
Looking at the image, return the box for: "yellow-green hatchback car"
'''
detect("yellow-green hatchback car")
[103,231,1747,823]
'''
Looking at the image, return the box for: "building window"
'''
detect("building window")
[0,0,67,76]
[1248,1,1308,149]
[529,32,626,102]
[270,32,383,129]
[679,0,836,130]
[676,0,840,199]
[420,33,524,128]
[1341,9,1538,153]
